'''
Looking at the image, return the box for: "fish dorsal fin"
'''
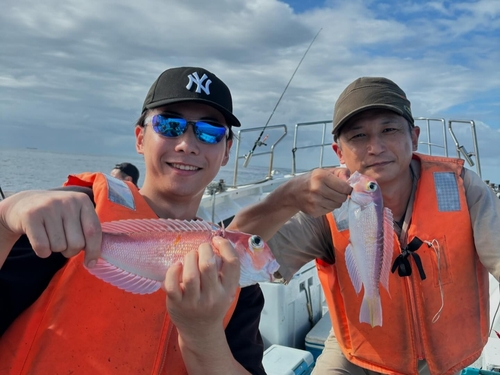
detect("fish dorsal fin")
[380,207,394,293]
[86,259,162,294]
[101,218,217,234]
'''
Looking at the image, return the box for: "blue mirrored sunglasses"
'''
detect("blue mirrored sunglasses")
[148,114,229,144]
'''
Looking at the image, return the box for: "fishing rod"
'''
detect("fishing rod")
[242,28,323,168]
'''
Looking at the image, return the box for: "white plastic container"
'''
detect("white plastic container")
[305,312,332,360]
[263,344,315,375]
[482,337,500,371]
[259,261,325,349]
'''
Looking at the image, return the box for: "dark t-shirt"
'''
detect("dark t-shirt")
[0,188,266,374]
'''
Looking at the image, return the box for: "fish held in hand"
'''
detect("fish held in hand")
[334,171,394,327]
[86,218,279,294]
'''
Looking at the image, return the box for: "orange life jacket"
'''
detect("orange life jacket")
[318,154,489,375]
[0,172,240,375]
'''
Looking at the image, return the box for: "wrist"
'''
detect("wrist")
[177,327,228,361]
[177,323,224,349]
[271,182,301,216]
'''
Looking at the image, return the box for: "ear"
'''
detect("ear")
[332,142,345,165]
[221,139,233,166]
[124,176,133,182]
[135,125,145,155]
[411,126,420,152]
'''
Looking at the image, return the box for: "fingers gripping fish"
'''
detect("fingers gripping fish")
[85,218,280,294]
[334,171,394,327]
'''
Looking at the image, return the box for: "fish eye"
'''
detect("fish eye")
[249,235,264,250]
[367,182,378,191]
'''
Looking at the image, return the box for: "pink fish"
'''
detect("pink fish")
[335,171,394,327]
[86,218,280,294]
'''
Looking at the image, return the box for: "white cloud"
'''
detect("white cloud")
[0,0,499,183]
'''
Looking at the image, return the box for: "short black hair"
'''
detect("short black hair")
[114,162,140,186]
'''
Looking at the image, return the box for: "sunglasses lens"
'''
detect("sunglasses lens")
[151,115,227,144]
[195,121,228,144]
[152,116,187,137]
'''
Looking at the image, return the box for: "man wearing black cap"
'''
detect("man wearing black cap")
[231,77,500,374]
[0,67,266,374]
[111,162,140,186]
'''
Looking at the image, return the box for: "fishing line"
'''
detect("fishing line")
[426,239,444,323]
[243,28,323,168]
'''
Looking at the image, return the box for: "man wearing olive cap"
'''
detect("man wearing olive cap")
[231,76,500,374]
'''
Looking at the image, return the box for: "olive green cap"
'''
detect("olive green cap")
[333,77,414,136]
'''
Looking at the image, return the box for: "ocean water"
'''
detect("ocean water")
[0,148,284,193]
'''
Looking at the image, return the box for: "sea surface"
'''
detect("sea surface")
[0,148,286,193]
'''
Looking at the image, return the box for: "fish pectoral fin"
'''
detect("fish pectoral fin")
[333,200,349,222]
[345,244,363,294]
[86,259,161,295]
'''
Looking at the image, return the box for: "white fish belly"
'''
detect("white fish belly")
[101,232,208,280]
[349,203,383,296]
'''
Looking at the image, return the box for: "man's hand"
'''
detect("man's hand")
[229,167,352,241]
[164,236,239,338]
[164,237,249,374]
[0,190,101,268]
[286,167,351,217]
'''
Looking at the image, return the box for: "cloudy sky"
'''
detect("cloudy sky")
[1,0,499,183]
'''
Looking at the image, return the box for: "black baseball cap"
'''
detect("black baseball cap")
[142,67,241,127]
[333,77,414,136]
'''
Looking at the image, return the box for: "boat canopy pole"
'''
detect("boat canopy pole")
[243,28,322,168]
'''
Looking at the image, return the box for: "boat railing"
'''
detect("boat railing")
[225,116,490,192]
[414,117,483,179]
[448,119,482,178]
[414,117,449,156]
[232,124,288,186]
[292,120,333,175]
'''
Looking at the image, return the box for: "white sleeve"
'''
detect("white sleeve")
[464,169,500,281]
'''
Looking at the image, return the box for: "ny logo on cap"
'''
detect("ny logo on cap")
[186,72,212,95]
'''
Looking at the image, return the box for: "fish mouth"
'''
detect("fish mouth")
[347,171,362,185]
[266,259,280,275]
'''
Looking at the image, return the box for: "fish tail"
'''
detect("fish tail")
[360,295,383,328]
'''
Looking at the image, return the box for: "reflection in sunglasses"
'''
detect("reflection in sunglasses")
[145,115,229,144]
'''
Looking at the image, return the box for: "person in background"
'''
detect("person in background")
[0,67,266,374]
[230,77,500,375]
[111,162,140,187]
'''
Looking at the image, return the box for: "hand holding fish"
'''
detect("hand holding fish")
[0,190,101,268]
[228,167,352,243]
[164,236,239,337]
[286,167,352,217]
[165,238,251,375]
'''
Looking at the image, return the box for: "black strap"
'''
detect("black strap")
[391,237,426,280]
